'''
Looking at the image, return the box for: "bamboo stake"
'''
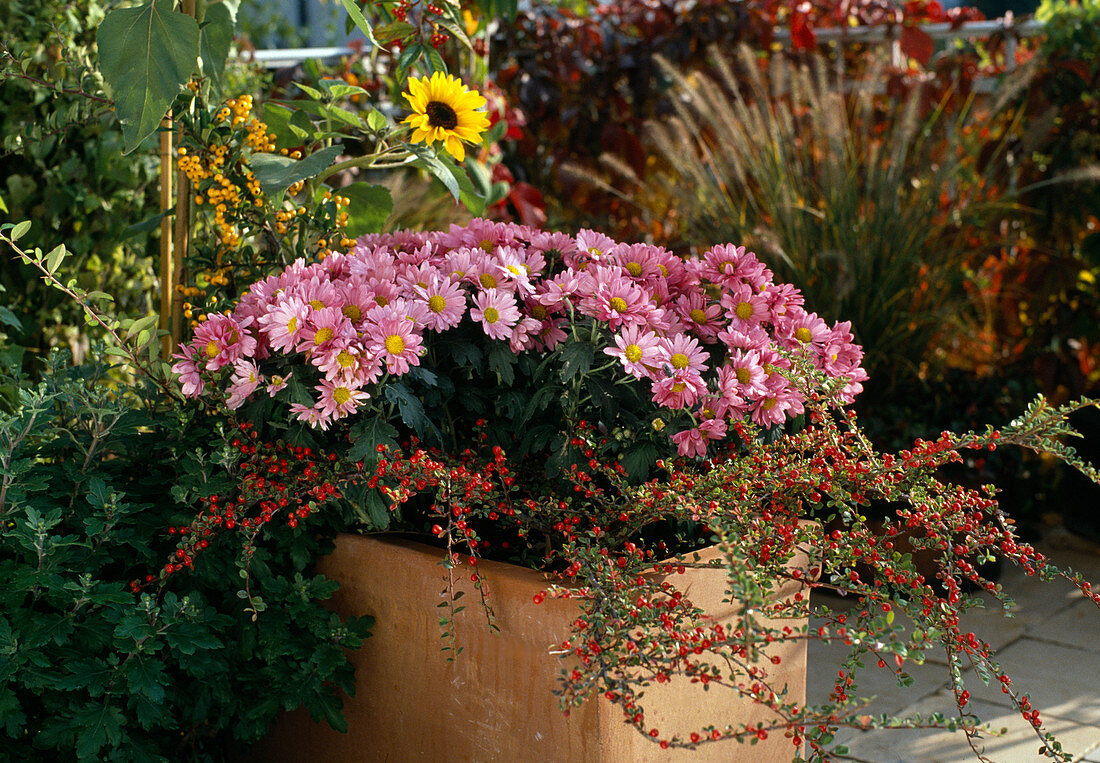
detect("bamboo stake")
[159,0,198,358]
[158,116,174,359]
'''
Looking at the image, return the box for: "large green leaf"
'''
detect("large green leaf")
[199,1,236,93]
[97,0,201,153]
[249,145,343,196]
[336,182,393,237]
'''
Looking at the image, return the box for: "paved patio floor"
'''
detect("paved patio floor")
[807,524,1100,762]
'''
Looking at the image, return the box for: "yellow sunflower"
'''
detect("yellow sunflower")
[402,72,490,163]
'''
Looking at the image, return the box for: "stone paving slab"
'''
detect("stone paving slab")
[965,638,1100,727]
[834,694,1100,762]
[807,531,1100,761]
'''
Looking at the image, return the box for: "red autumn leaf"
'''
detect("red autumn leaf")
[507,182,547,229]
[790,12,816,51]
[900,25,934,66]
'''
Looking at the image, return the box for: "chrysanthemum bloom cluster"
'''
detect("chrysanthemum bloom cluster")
[171,219,868,457]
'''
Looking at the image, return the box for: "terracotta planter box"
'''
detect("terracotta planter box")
[258,534,810,762]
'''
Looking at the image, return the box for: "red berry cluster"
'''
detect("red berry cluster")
[130,422,355,592]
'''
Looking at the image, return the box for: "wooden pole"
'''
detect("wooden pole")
[158,116,174,359]
[159,0,198,358]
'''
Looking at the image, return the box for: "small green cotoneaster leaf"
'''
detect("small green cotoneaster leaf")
[97,0,201,153]
[44,244,67,275]
[8,221,31,242]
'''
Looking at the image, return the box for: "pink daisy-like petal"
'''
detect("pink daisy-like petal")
[470,289,521,341]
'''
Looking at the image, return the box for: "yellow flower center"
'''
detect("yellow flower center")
[530,303,548,321]
[479,240,494,253]
[671,381,686,393]
[735,301,754,320]
[342,304,362,322]
[588,247,602,257]
[385,335,406,356]
[286,316,297,334]
[609,297,628,313]
[479,273,498,289]
[506,265,523,276]
[794,327,813,343]
[736,367,752,384]
[763,397,777,410]
[205,341,219,358]
[670,352,690,370]
[658,264,668,276]
[483,307,500,324]
[337,350,356,368]
[375,295,389,307]
[689,308,708,325]
[428,295,448,314]
[625,262,643,277]
[313,327,333,345]
[426,100,459,130]
[309,299,325,310]
[333,387,351,405]
[624,344,643,363]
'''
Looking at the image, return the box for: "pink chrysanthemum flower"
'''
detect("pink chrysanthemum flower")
[442,248,480,284]
[290,402,330,431]
[660,333,709,377]
[192,314,256,371]
[416,276,467,332]
[366,314,423,376]
[721,283,770,333]
[582,267,652,331]
[776,307,831,352]
[671,426,708,458]
[471,289,521,341]
[699,243,748,283]
[293,276,341,312]
[396,262,442,294]
[258,295,309,354]
[171,353,204,398]
[574,228,616,262]
[316,345,365,381]
[470,256,511,293]
[509,316,544,353]
[315,378,371,419]
[530,317,568,352]
[750,376,805,428]
[365,277,400,308]
[265,372,292,396]
[295,307,353,355]
[650,370,707,410]
[496,245,536,295]
[674,292,724,342]
[611,243,664,282]
[337,278,374,327]
[226,359,263,410]
[720,349,769,399]
[528,230,578,268]
[604,325,664,380]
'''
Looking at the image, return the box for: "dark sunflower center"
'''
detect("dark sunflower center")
[425,101,459,130]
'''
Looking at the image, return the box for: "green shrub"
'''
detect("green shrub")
[0,351,370,761]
